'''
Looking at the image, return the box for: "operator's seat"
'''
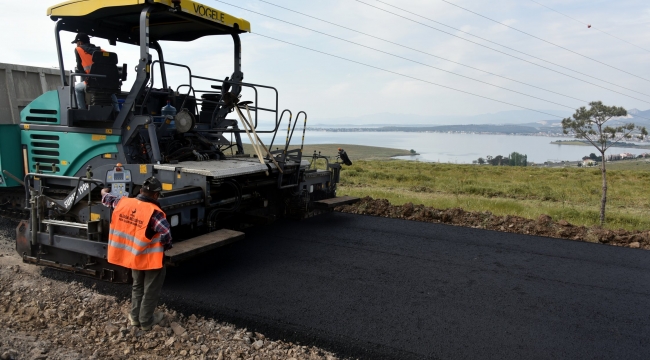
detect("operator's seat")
[85,51,121,108]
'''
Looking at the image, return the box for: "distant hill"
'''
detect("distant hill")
[629,108,650,118]
[626,109,650,127]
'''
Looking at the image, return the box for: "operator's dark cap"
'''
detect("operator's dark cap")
[71,33,90,44]
[142,176,163,192]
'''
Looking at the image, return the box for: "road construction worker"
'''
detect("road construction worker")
[72,32,119,112]
[101,176,172,330]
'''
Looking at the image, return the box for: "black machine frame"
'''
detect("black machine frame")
[9,1,356,283]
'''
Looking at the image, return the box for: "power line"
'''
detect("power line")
[257,0,589,104]
[213,1,650,122]
[215,0,581,110]
[259,28,650,123]
[528,0,650,53]
[354,0,650,101]
[438,0,650,73]
[256,0,650,120]
[251,32,566,119]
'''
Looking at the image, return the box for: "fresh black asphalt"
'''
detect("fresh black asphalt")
[45,212,650,359]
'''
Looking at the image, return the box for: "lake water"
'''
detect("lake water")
[250,131,649,164]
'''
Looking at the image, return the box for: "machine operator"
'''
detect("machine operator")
[72,32,120,112]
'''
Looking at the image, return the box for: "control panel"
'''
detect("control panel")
[105,164,132,199]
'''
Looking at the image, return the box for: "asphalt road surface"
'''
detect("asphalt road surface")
[146,212,649,359]
[42,212,650,359]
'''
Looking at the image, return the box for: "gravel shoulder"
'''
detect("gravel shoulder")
[0,217,339,360]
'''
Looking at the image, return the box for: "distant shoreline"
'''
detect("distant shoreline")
[309,127,568,137]
[551,140,650,150]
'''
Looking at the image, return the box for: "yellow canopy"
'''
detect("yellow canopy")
[48,0,251,42]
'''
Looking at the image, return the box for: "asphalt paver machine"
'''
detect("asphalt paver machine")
[0,0,357,282]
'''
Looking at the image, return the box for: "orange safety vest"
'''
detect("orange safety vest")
[107,197,166,270]
[76,46,94,74]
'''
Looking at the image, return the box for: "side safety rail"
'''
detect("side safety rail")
[23,166,104,213]
[145,61,283,134]
[206,77,281,133]
[267,111,307,189]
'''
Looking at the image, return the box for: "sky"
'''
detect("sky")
[1,0,649,123]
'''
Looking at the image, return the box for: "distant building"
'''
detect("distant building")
[583,159,597,166]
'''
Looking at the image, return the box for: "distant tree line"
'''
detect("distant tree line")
[583,153,603,162]
[474,152,527,166]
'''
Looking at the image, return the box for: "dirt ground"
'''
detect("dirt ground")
[0,219,339,360]
[335,197,650,250]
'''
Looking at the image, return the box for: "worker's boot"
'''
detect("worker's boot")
[128,313,140,327]
[140,312,164,331]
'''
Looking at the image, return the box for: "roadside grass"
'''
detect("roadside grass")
[605,159,650,170]
[338,160,650,231]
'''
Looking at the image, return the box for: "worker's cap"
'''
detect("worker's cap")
[71,33,90,44]
[142,176,163,192]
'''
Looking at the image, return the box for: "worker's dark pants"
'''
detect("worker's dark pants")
[130,266,166,327]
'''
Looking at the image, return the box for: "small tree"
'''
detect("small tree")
[477,157,485,165]
[410,149,416,155]
[509,152,527,166]
[562,101,647,225]
[489,155,505,166]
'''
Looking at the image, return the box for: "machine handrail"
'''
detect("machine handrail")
[23,172,104,213]
[144,61,193,115]
[268,109,292,154]
[294,111,308,158]
[204,76,281,129]
[146,60,283,134]
[282,111,307,162]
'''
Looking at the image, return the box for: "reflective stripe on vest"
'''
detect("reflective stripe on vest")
[107,197,167,270]
[75,47,94,73]
[109,228,161,248]
[108,238,163,256]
